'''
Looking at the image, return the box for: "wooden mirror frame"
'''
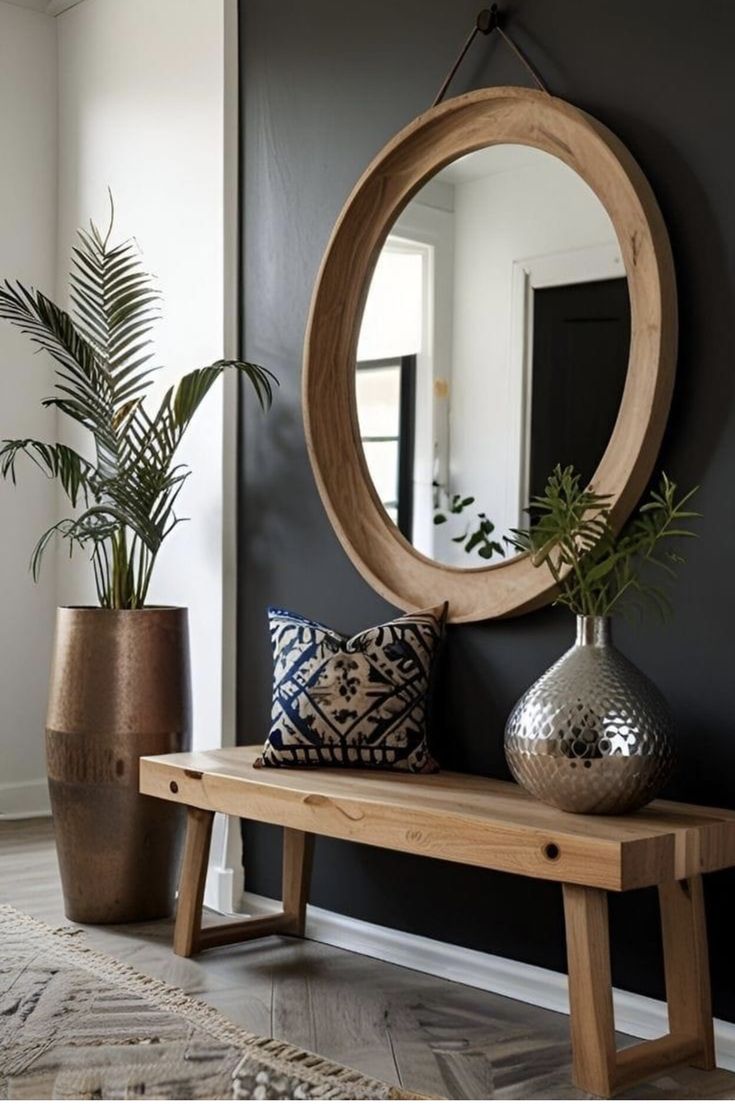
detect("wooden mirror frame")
[303,87,676,622]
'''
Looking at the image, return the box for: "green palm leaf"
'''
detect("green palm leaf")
[70,194,160,404]
[0,439,97,508]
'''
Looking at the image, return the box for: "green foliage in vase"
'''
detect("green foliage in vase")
[433,487,505,560]
[0,200,276,609]
[508,464,700,618]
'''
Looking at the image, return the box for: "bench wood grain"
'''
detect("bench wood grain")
[141,747,735,892]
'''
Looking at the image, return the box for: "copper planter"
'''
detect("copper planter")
[46,606,192,924]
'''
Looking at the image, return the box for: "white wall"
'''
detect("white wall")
[0,3,241,905]
[0,1,57,817]
[56,0,232,755]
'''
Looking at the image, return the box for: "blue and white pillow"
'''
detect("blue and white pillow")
[257,605,446,773]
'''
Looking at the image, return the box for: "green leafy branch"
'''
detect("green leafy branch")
[508,464,700,618]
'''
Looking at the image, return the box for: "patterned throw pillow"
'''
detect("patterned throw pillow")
[256,605,446,773]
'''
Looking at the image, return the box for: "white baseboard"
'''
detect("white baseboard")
[241,890,735,1073]
[0,778,50,820]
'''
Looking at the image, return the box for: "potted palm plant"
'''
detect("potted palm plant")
[504,465,699,815]
[0,205,275,923]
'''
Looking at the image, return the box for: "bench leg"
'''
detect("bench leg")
[659,876,715,1070]
[563,884,617,1097]
[282,828,314,936]
[173,812,314,957]
[563,880,716,1097]
[174,807,214,957]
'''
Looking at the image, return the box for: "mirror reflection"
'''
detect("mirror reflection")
[355,144,630,567]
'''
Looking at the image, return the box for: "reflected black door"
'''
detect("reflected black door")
[529,277,630,502]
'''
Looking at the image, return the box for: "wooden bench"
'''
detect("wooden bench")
[139,746,735,1097]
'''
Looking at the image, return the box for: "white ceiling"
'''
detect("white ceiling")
[438,144,552,184]
[2,0,49,9]
[2,0,82,14]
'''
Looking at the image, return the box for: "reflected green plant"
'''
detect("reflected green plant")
[433,487,505,560]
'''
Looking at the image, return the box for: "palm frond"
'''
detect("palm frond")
[70,204,160,402]
[168,358,276,427]
[0,439,96,507]
[0,280,127,477]
[0,280,99,384]
[29,512,117,582]
[0,200,277,608]
[129,359,276,476]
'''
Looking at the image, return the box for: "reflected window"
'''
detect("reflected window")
[357,246,423,362]
[356,356,416,538]
[356,238,425,541]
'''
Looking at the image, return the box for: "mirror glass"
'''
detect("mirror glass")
[355,144,630,567]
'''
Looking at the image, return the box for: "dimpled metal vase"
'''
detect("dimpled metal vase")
[504,616,674,815]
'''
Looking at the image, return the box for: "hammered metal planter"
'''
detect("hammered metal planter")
[46,607,192,924]
[504,616,674,815]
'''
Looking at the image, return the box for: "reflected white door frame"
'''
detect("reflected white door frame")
[509,242,626,524]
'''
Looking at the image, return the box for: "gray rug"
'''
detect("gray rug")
[0,905,416,1100]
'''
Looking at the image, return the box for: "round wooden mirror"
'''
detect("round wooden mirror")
[303,87,676,622]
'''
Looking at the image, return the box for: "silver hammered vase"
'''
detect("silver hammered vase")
[504,616,674,814]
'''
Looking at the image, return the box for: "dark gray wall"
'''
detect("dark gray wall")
[238,0,735,1020]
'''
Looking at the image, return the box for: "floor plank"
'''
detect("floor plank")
[2,817,735,1100]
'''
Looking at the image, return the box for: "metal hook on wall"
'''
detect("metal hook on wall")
[432,4,549,107]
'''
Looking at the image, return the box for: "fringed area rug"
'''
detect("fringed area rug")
[0,905,417,1100]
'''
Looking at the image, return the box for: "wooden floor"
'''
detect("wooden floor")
[3,819,735,1100]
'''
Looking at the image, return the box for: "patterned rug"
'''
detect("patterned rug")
[0,905,415,1100]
